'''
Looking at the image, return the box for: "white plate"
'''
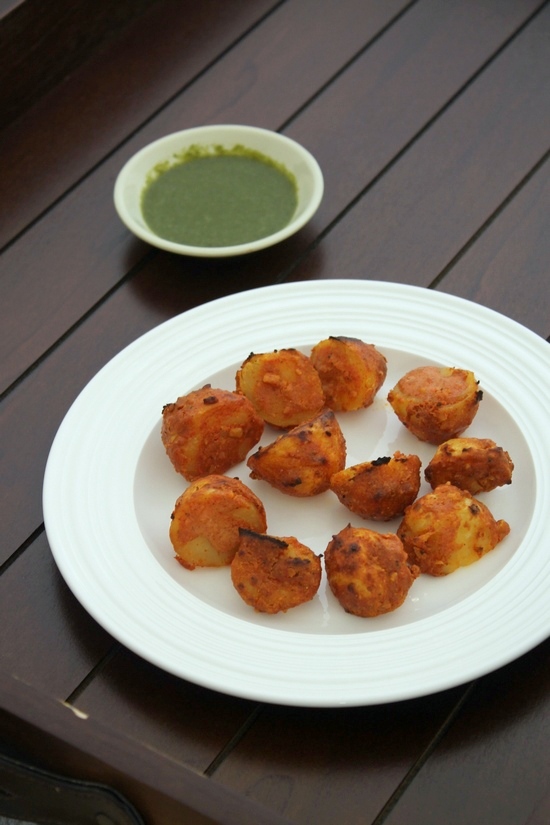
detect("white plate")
[43,280,550,707]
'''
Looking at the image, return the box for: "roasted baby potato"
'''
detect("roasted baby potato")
[330,451,421,521]
[247,408,346,496]
[231,529,322,613]
[324,525,419,617]
[387,365,482,444]
[235,348,325,428]
[161,385,264,481]
[424,437,514,494]
[397,483,510,576]
[310,336,387,411]
[169,475,267,570]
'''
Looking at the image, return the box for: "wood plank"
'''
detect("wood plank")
[208,686,469,825]
[0,532,113,696]
[288,4,550,337]
[71,647,259,774]
[0,672,290,825]
[2,5,548,561]
[2,5,549,559]
[0,0,279,245]
[381,638,550,825]
[0,0,539,395]
[0,2,25,19]
[435,156,550,339]
[0,0,159,128]
[1,4,548,821]
[0,256,267,562]
[284,0,544,231]
[0,531,262,777]
[0,0,407,248]
[0,549,262,773]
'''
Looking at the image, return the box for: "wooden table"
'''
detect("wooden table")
[1,2,549,823]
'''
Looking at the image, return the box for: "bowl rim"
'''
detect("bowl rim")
[113,124,324,258]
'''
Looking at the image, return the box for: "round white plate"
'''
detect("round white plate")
[43,280,550,707]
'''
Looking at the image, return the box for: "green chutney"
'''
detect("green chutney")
[140,144,298,247]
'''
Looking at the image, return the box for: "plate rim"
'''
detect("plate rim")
[43,280,550,707]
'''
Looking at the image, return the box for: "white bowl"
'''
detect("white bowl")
[113,124,324,258]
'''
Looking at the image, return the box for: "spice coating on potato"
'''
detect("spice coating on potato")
[424,437,514,494]
[310,336,387,411]
[397,483,510,576]
[247,408,346,497]
[170,475,267,570]
[231,529,322,613]
[330,451,421,521]
[387,366,482,444]
[161,385,264,481]
[235,348,325,428]
[325,525,419,617]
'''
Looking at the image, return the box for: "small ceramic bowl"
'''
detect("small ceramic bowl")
[113,124,324,258]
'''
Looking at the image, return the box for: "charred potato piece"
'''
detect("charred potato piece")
[247,408,346,497]
[330,451,421,521]
[397,483,510,576]
[310,336,387,411]
[325,525,419,617]
[162,385,264,481]
[231,529,322,613]
[169,475,267,570]
[235,348,325,428]
[387,366,482,444]
[424,437,514,494]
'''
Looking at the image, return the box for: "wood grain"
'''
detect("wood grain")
[209,686,469,824]
[72,647,259,774]
[1,2,548,562]
[0,247,283,563]
[0,0,411,394]
[382,638,550,825]
[0,0,279,245]
[0,0,408,249]
[289,5,550,329]
[0,532,113,695]
[285,0,545,232]
[0,0,541,394]
[0,0,159,128]
[0,672,289,825]
[436,155,550,339]
[1,2,549,822]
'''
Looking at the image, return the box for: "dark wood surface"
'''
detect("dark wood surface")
[1,1,549,823]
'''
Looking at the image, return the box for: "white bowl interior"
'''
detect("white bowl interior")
[114,125,324,256]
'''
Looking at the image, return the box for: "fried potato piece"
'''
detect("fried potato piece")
[330,451,421,521]
[247,408,346,496]
[169,475,267,570]
[231,529,322,613]
[387,366,482,444]
[325,525,419,617]
[397,483,510,576]
[310,336,387,411]
[235,348,325,428]
[424,437,514,494]
[161,385,264,481]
